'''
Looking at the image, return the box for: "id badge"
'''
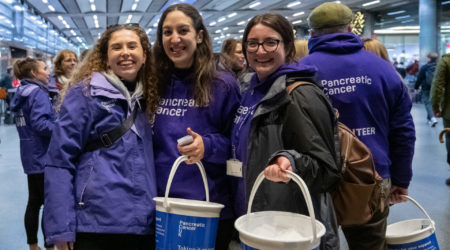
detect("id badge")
[226,159,243,177]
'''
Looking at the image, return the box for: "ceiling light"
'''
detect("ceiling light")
[249,1,261,8]
[65,24,70,29]
[239,29,244,33]
[91,4,96,11]
[153,23,158,27]
[215,29,221,33]
[147,28,152,33]
[89,0,94,3]
[30,16,37,20]
[442,1,450,4]
[132,3,137,10]
[362,0,380,7]
[401,20,414,24]
[292,20,302,24]
[218,17,226,22]
[226,34,230,36]
[209,21,216,26]
[395,15,411,20]
[335,1,341,3]
[293,11,304,17]
[223,27,229,31]
[42,0,48,3]
[228,12,237,18]
[48,5,55,11]
[13,5,24,11]
[287,1,301,8]
[237,21,245,25]
[93,15,98,20]
[71,30,76,36]
[214,37,219,40]
[58,15,63,20]
[387,10,406,15]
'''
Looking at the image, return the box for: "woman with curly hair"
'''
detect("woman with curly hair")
[44,24,159,250]
[149,3,240,249]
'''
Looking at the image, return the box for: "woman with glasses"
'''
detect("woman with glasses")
[149,3,240,249]
[10,58,55,250]
[230,13,340,249]
[44,23,159,250]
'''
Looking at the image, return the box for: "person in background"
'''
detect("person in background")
[44,24,159,250]
[150,4,240,249]
[299,2,415,249]
[221,38,253,94]
[431,53,450,185]
[0,67,14,123]
[415,52,439,127]
[48,50,78,102]
[79,49,91,63]
[293,39,309,61]
[10,57,55,250]
[231,13,340,249]
[363,38,390,62]
[406,59,419,77]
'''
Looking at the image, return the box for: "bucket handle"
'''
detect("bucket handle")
[247,170,319,246]
[163,155,210,208]
[401,195,436,231]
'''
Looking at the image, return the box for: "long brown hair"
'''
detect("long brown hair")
[59,24,159,115]
[363,38,390,62]
[243,13,296,64]
[153,3,215,107]
[53,49,77,77]
[13,57,43,80]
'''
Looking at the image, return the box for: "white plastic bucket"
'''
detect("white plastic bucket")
[235,170,326,250]
[386,196,440,250]
[154,155,224,250]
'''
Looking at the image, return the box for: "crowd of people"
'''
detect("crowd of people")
[5,1,450,249]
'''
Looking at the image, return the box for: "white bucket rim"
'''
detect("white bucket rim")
[154,197,224,210]
[386,218,435,241]
[235,210,326,244]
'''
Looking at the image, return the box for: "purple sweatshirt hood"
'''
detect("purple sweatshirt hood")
[308,32,363,55]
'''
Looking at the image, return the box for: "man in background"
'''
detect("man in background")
[415,52,439,127]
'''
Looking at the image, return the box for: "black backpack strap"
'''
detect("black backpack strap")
[84,102,141,152]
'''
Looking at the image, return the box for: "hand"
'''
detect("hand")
[433,107,442,117]
[389,185,408,205]
[264,156,293,183]
[56,242,74,250]
[178,127,204,164]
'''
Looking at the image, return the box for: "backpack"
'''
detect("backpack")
[287,81,383,226]
[423,63,436,90]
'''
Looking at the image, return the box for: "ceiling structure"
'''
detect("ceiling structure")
[19,0,450,52]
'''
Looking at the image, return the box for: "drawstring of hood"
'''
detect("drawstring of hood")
[102,71,143,110]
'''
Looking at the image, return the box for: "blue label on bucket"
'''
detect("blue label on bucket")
[388,232,439,250]
[241,242,320,250]
[156,210,219,250]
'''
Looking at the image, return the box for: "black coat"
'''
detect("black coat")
[245,71,341,249]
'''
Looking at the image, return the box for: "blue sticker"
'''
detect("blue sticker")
[156,210,219,250]
[388,233,440,250]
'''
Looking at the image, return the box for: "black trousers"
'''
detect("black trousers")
[25,173,52,247]
[74,233,155,250]
[215,219,235,250]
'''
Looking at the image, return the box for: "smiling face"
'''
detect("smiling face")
[32,61,50,84]
[162,10,203,69]
[246,24,286,82]
[107,29,146,82]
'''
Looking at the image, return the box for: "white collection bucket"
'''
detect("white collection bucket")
[235,170,326,250]
[153,155,224,250]
[386,196,440,250]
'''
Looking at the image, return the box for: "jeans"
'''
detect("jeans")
[422,90,434,121]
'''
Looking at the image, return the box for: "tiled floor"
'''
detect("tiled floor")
[0,104,449,250]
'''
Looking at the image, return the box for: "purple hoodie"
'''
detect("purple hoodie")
[152,70,240,219]
[300,32,415,188]
[230,62,316,217]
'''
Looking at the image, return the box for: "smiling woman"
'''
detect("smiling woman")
[43,24,159,250]
[149,3,240,249]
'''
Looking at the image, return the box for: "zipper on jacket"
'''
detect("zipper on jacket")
[78,165,94,206]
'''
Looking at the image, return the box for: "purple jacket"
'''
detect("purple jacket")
[300,33,416,188]
[44,72,156,244]
[152,70,240,219]
[10,78,55,174]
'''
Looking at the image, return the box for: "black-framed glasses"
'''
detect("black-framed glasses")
[245,39,281,53]
[106,23,140,30]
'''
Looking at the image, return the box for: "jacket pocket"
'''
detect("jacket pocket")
[78,161,94,206]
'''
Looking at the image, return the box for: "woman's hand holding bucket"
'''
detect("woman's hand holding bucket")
[264,156,293,183]
[178,127,205,164]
